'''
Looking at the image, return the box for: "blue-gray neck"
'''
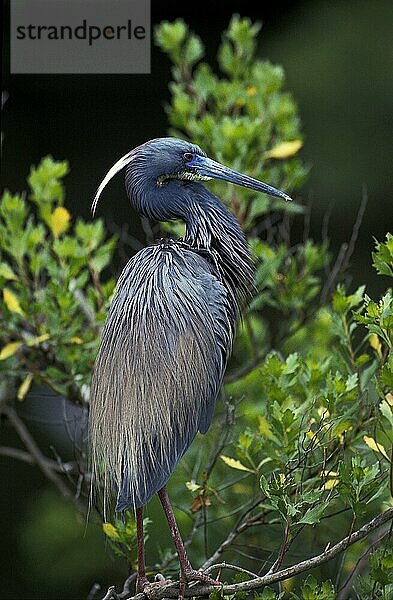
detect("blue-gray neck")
[125,173,254,311]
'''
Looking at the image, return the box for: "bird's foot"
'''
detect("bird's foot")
[136,574,172,595]
[182,567,222,586]
[176,569,221,600]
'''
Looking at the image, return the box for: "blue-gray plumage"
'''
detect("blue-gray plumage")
[90,137,290,591]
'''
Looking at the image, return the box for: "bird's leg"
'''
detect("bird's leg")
[135,506,149,592]
[157,487,221,587]
[135,506,172,594]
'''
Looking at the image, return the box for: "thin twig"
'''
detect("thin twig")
[320,242,348,304]
[340,188,368,276]
[269,518,291,573]
[320,192,367,304]
[200,503,264,570]
[204,562,259,579]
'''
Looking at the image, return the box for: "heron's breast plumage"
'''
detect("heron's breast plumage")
[90,241,233,510]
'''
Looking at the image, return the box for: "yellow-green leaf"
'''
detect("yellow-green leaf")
[102,522,120,541]
[258,415,278,441]
[265,139,303,160]
[369,333,382,355]
[185,481,201,492]
[49,206,71,237]
[3,288,25,316]
[220,455,254,472]
[322,470,339,490]
[332,419,352,437]
[363,435,390,461]
[36,333,50,343]
[0,262,18,281]
[26,333,50,347]
[70,336,83,345]
[17,373,34,401]
[0,341,22,360]
[246,86,257,96]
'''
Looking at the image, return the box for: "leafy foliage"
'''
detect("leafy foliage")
[102,514,151,565]
[0,157,116,402]
[155,15,307,237]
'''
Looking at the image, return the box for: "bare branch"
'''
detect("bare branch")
[1,405,86,514]
[113,507,393,600]
[0,444,74,472]
[269,518,291,573]
[340,188,368,276]
[320,192,367,304]
[0,445,40,466]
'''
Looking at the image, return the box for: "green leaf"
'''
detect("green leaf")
[298,501,329,525]
[372,233,393,277]
[380,398,393,427]
[154,19,188,64]
[28,156,69,207]
[0,192,28,232]
[184,35,204,67]
[345,372,358,392]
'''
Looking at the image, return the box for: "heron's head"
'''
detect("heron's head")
[92,137,291,218]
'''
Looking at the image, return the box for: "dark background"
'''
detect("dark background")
[1,1,393,598]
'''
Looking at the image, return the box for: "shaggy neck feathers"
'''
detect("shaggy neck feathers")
[125,172,254,310]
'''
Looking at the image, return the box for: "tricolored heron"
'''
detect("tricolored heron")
[90,138,290,592]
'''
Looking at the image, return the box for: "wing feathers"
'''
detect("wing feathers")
[90,243,233,510]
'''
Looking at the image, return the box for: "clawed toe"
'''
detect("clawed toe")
[137,569,219,600]
[136,576,172,595]
[183,568,221,586]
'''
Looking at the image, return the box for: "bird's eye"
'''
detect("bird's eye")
[183,152,194,162]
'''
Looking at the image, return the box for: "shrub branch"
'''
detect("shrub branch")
[110,506,393,600]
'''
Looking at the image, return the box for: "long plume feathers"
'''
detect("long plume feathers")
[91,151,134,216]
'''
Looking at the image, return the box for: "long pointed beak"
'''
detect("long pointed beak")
[191,155,292,201]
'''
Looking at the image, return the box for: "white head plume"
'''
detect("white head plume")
[91,150,134,216]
